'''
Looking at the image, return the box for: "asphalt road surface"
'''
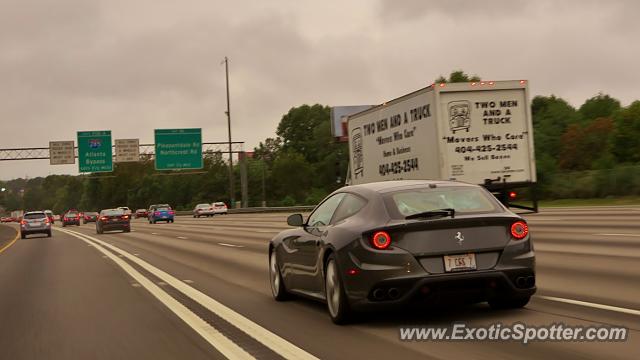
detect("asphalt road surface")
[0,206,638,359]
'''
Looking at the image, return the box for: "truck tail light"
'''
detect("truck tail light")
[511,221,528,240]
[371,231,392,250]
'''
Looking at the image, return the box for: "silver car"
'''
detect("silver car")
[20,211,52,238]
[193,203,215,218]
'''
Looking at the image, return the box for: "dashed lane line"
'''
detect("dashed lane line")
[537,296,640,316]
[218,243,245,248]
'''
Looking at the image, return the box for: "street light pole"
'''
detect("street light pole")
[224,57,235,207]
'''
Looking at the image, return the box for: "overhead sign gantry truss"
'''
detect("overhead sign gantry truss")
[0,142,245,162]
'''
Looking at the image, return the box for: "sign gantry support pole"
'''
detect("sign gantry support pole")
[224,56,235,207]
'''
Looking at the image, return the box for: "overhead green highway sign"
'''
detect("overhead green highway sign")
[154,128,203,170]
[77,130,113,173]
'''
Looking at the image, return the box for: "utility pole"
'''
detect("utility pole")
[223,57,235,207]
[262,163,266,207]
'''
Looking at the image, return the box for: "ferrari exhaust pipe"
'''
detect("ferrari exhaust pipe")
[388,288,400,300]
[372,288,385,300]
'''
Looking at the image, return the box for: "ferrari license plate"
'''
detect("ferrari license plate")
[444,253,477,272]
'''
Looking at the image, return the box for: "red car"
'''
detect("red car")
[62,211,81,227]
[0,217,14,223]
[83,212,99,224]
[135,209,148,218]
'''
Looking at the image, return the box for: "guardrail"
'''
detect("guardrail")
[175,205,315,216]
[173,204,639,216]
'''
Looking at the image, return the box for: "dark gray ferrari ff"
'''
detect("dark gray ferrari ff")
[269,180,536,324]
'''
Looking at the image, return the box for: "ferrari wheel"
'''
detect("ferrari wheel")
[325,255,352,324]
[269,250,289,301]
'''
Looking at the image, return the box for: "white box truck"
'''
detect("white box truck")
[347,80,537,211]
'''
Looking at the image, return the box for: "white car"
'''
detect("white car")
[212,202,228,215]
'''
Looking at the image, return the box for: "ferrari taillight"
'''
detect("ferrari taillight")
[371,231,392,250]
[511,221,529,240]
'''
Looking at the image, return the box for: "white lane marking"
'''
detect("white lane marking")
[593,233,640,237]
[151,232,159,235]
[537,296,640,316]
[158,281,168,286]
[132,283,141,288]
[56,228,255,360]
[134,253,140,256]
[218,243,245,248]
[61,228,318,360]
[177,236,188,240]
[183,280,195,284]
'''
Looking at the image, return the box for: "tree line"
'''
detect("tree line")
[1,71,639,214]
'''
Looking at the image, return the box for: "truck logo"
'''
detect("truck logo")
[448,101,471,133]
[351,127,364,179]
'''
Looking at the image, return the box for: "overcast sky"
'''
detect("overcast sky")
[1,0,639,180]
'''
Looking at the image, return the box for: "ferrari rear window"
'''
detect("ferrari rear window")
[387,187,501,217]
